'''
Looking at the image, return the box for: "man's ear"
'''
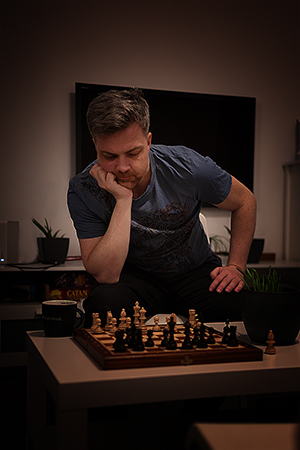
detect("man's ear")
[147,132,152,148]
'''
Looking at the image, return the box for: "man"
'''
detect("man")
[68,88,256,327]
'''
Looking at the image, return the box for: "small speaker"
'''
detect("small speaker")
[0,221,19,264]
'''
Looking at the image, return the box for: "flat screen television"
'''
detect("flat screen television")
[75,83,256,199]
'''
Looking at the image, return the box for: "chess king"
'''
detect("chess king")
[68,88,256,328]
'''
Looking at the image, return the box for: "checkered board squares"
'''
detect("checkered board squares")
[73,325,263,370]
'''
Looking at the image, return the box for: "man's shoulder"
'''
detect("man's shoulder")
[150,144,205,160]
[69,160,97,189]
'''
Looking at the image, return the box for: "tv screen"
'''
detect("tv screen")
[75,83,256,199]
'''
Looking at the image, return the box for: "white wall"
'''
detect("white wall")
[1,0,299,262]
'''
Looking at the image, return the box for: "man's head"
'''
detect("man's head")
[86,88,150,140]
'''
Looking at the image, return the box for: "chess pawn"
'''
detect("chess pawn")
[265,330,276,355]
[110,317,118,334]
[94,318,103,334]
[152,316,161,332]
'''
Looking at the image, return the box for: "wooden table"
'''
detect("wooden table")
[26,322,300,450]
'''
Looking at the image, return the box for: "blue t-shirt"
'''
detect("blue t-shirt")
[67,145,231,276]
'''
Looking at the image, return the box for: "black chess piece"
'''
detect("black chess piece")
[197,324,208,348]
[123,327,130,346]
[145,329,155,347]
[127,323,136,348]
[132,328,145,352]
[222,320,230,344]
[182,321,193,349]
[160,328,169,347]
[166,320,177,350]
[227,325,239,347]
[113,329,126,352]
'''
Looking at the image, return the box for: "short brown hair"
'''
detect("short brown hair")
[86,88,150,139]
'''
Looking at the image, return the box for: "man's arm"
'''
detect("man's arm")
[80,164,133,284]
[209,176,257,293]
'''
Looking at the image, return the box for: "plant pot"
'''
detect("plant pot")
[240,288,300,345]
[37,237,69,264]
[247,238,265,263]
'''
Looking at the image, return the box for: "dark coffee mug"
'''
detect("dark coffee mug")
[42,300,85,337]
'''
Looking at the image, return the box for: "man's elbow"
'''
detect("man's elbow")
[93,271,120,285]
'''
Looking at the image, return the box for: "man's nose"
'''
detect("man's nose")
[116,157,130,172]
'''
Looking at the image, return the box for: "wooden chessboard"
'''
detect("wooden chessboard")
[73,324,263,370]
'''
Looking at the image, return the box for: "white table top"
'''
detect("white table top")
[26,323,300,411]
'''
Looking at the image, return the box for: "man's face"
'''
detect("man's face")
[93,122,152,192]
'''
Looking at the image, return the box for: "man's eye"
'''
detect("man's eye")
[103,154,116,160]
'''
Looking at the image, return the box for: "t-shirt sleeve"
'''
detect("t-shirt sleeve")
[192,155,232,205]
[67,181,108,239]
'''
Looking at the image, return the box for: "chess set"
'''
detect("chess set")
[73,303,263,370]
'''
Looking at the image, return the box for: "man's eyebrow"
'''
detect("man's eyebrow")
[100,146,143,156]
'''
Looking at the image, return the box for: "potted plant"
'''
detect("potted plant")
[239,266,300,345]
[32,218,69,264]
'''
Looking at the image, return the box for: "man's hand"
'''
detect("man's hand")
[89,163,133,201]
[209,265,244,293]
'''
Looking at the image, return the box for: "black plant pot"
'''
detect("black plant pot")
[37,237,69,264]
[240,288,300,345]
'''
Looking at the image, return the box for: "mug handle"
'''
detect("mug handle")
[74,308,85,329]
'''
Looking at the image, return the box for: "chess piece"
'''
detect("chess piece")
[227,325,239,347]
[132,328,144,352]
[91,312,99,332]
[127,323,136,349]
[110,317,118,334]
[160,328,169,347]
[140,307,147,333]
[113,329,126,352]
[196,322,208,348]
[224,319,230,335]
[133,301,140,327]
[152,316,161,332]
[192,322,201,346]
[182,322,193,349]
[171,313,178,332]
[189,309,197,328]
[145,329,155,347]
[119,308,127,331]
[94,317,103,334]
[104,311,113,331]
[166,316,177,350]
[265,330,276,355]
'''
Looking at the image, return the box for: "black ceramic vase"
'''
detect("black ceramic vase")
[240,288,300,345]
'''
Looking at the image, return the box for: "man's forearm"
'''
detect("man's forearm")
[227,196,256,271]
[82,197,132,284]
